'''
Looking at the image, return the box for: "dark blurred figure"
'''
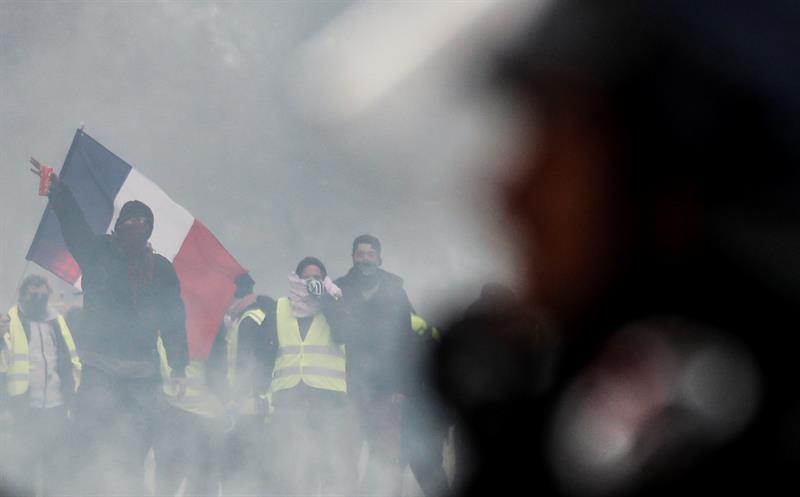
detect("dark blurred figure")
[403,311,451,497]
[434,284,555,496]
[464,283,518,319]
[442,282,541,492]
[433,0,800,495]
[208,271,275,496]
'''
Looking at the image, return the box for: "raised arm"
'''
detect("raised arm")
[31,158,102,268]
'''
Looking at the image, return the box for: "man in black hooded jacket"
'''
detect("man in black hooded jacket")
[30,161,188,495]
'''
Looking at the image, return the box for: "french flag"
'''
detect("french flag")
[27,129,246,359]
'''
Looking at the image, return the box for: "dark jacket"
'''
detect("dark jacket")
[207,295,275,403]
[326,267,416,400]
[48,181,188,378]
[0,309,78,410]
[231,296,275,401]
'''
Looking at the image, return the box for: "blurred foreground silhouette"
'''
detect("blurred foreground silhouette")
[432,0,800,495]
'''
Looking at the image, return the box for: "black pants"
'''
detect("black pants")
[70,367,162,496]
[153,404,223,497]
[221,415,267,496]
[402,398,450,497]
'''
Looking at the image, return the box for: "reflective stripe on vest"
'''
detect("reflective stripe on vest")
[270,297,346,394]
[2,306,82,397]
[157,336,224,418]
[225,308,266,416]
[57,315,82,390]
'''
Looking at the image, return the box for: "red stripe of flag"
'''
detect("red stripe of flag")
[173,220,246,359]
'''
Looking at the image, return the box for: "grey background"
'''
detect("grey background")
[0,1,539,324]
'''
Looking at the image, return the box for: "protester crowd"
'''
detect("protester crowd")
[3,151,471,497]
[1,169,452,497]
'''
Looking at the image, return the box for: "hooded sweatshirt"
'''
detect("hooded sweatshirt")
[48,181,188,379]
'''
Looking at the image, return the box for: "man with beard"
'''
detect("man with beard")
[0,275,82,497]
[326,235,418,497]
[29,159,188,495]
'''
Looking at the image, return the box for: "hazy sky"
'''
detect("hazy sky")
[0,1,540,323]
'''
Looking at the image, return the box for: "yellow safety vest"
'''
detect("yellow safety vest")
[411,313,441,341]
[157,336,224,419]
[226,308,266,416]
[271,297,346,394]
[1,306,81,397]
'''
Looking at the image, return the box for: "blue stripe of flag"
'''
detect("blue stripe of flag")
[26,129,131,283]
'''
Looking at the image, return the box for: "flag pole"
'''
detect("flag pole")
[15,259,31,291]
